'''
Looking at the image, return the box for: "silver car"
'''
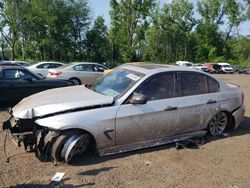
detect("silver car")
[3,63,245,163]
[47,62,108,85]
[28,61,64,77]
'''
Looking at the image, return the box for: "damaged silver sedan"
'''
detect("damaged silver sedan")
[3,63,245,163]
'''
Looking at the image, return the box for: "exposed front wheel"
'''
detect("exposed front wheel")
[208,112,228,136]
[51,132,90,163]
[61,134,90,163]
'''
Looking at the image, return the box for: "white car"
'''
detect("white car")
[176,61,193,68]
[2,60,31,67]
[28,61,64,77]
[218,63,234,74]
[47,62,108,85]
[193,64,209,72]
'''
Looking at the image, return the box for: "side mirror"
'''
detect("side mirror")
[130,93,147,105]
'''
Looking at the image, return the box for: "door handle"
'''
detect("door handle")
[164,106,178,111]
[104,127,114,132]
[207,100,217,104]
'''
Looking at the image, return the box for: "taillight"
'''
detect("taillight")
[49,71,61,76]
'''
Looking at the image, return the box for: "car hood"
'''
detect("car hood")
[12,86,114,119]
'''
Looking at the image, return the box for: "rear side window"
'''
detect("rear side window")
[137,73,176,101]
[37,63,62,69]
[93,65,107,72]
[73,64,94,72]
[50,63,62,68]
[179,72,207,96]
[207,77,219,93]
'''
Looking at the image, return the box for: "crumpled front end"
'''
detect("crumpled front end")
[3,116,62,161]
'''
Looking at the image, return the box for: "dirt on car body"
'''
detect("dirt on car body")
[0,74,250,188]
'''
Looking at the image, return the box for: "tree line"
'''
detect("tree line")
[0,0,249,67]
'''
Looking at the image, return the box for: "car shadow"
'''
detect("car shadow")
[71,116,250,167]
[8,182,95,188]
[77,167,117,176]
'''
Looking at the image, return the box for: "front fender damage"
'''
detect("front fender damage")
[3,116,63,162]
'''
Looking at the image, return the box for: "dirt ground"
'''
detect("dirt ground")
[0,74,249,188]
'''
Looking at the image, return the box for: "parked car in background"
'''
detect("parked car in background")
[3,63,245,164]
[193,64,209,72]
[218,62,234,74]
[234,66,250,74]
[204,63,222,74]
[176,61,193,68]
[47,62,108,85]
[28,61,64,77]
[1,60,31,67]
[0,64,73,104]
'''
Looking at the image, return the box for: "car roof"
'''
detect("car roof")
[218,62,230,65]
[0,63,26,69]
[70,62,103,65]
[29,61,64,68]
[119,62,202,75]
[0,64,26,70]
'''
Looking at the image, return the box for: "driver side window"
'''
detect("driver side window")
[137,73,176,101]
[3,69,35,80]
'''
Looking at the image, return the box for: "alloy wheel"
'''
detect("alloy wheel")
[209,112,228,136]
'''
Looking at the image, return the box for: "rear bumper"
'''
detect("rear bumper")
[232,104,246,129]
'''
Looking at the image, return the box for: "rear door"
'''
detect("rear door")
[115,72,179,146]
[73,64,103,84]
[176,72,219,133]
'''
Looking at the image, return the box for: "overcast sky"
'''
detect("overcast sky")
[89,0,250,36]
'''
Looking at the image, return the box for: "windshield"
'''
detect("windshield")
[89,68,144,98]
[222,65,231,68]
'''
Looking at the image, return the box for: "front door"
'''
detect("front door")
[115,73,179,146]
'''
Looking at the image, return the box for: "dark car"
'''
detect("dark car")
[204,63,222,74]
[234,66,250,74]
[0,64,73,105]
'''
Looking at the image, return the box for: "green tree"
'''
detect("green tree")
[110,0,156,63]
[223,0,246,47]
[145,0,196,63]
[85,16,110,63]
[0,0,23,60]
[0,0,90,62]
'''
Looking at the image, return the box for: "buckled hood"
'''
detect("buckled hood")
[12,86,114,119]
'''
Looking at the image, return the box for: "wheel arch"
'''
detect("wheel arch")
[69,77,81,84]
[60,128,97,152]
[213,110,235,130]
[205,109,235,130]
[223,110,235,130]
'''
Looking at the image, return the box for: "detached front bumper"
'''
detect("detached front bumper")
[232,104,246,129]
[2,116,37,149]
[2,116,64,162]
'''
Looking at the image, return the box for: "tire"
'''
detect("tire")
[69,78,81,85]
[208,112,228,136]
[61,133,90,163]
[51,133,72,161]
